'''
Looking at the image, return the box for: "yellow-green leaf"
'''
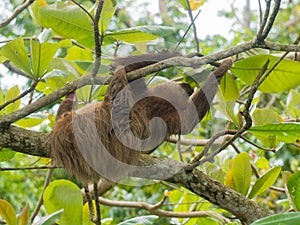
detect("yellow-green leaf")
[38,2,93,40]
[30,40,60,79]
[225,169,235,189]
[232,152,251,196]
[17,203,29,225]
[287,171,300,211]
[249,122,300,144]
[0,38,31,75]
[5,85,21,114]
[252,108,283,126]
[43,180,83,225]
[15,117,46,128]
[231,55,300,93]
[0,199,17,225]
[248,166,281,199]
[99,0,117,33]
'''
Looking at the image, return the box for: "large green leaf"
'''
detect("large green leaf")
[0,199,17,225]
[287,171,300,211]
[104,26,174,44]
[0,37,31,75]
[250,212,300,225]
[249,122,300,144]
[38,2,93,40]
[231,55,300,93]
[30,40,60,79]
[248,166,281,199]
[5,85,21,114]
[43,180,83,225]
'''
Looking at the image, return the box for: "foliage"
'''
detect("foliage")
[0,0,300,225]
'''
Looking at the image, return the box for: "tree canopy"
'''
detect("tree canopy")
[1,0,300,225]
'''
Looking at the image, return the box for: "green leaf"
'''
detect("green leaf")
[43,179,83,225]
[5,85,21,114]
[38,2,93,40]
[35,209,64,225]
[0,199,17,225]
[250,212,300,225]
[17,203,29,225]
[249,123,300,144]
[232,152,252,196]
[248,166,281,199]
[287,171,300,211]
[231,55,300,93]
[252,108,283,126]
[30,40,60,79]
[0,37,31,75]
[105,25,174,44]
[216,100,238,124]
[0,149,16,162]
[118,215,159,225]
[15,116,46,128]
[219,73,239,101]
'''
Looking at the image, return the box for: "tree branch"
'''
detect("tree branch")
[98,196,230,223]
[0,40,299,127]
[0,0,35,28]
[0,125,270,224]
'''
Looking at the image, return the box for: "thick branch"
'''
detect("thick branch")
[0,125,270,224]
[134,155,270,224]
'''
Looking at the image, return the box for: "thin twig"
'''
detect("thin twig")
[187,60,270,170]
[85,186,95,224]
[0,165,60,171]
[258,0,263,25]
[89,0,104,102]
[190,130,236,164]
[261,0,282,40]
[97,197,230,223]
[0,0,35,28]
[185,0,200,52]
[70,0,94,21]
[0,81,38,111]
[94,182,101,225]
[256,0,271,42]
[239,135,276,152]
[3,61,32,79]
[175,10,201,51]
[30,169,54,223]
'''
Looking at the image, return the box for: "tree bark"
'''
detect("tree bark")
[0,125,270,224]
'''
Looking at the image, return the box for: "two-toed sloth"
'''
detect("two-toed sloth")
[50,52,232,184]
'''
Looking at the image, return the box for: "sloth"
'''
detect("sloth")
[50,52,232,184]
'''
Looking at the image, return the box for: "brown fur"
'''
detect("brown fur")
[50,53,232,184]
